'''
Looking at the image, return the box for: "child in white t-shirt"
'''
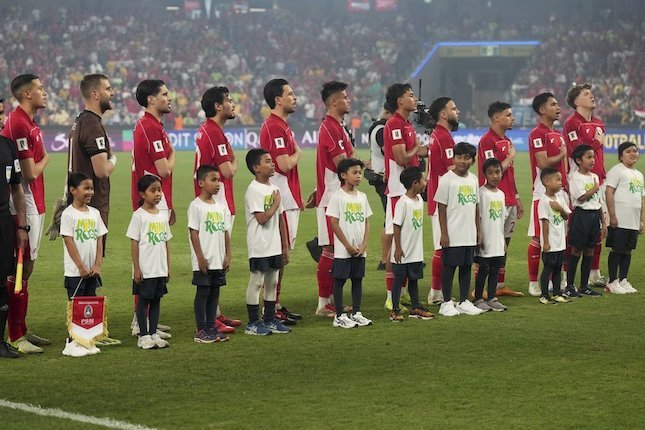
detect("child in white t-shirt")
[390,166,434,321]
[474,159,508,312]
[60,172,108,357]
[188,165,232,343]
[243,149,291,336]
[537,168,571,304]
[327,158,373,328]
[126,175,173,349]
[605,141,644,293]
[436,142,483,317]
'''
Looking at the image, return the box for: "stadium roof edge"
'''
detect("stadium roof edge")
[410,40,541,79]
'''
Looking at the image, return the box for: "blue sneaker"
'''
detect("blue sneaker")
[263,319,292,334]
[244,320,272,336]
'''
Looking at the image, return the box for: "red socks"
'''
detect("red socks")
[431,250,442,290]
[527,239,541,282]
[317,251,334,298]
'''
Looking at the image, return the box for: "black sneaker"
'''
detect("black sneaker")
[306,237,322,262]
[578,286,602,297]
[0,341,20,358]
[275,309,297,326]
[280,306,302,320]
[377,262,386,271]
[563,286,581,298]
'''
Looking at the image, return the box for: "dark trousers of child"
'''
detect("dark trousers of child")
[566,254,592,289]
[474,256,504,301]
[540,257,563,297]
[194,286,220,330]
[392,278,420,310]
[442,265,472,303]
[333,278,362,317]
[608,251,632,282]
[137,298,160,336]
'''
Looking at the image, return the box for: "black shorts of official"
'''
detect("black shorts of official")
[606,227,639,252]
[192,270,227,287]
[65,276,102,300]
[0,213,16,279]
[132,277,168,300]
[249,255,283,272]
[568,208,601,249]
[392,261,424,281]
[442,246,475,267]
[541,250,565,267]
[332,257,366,280]
[473,255,505,268]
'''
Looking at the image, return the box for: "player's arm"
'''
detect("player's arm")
[20,150,49,182]
[275,142,302,172]
[534,148,566,170]
[10,183,28,250]
[218,160,237,179]
[91,153,116,179]
[154,149,175,178]
[392,143,419,166]
[253,190,281,225]
[279,214,289,264]
[189,228,208,274]
[63,236,90,278]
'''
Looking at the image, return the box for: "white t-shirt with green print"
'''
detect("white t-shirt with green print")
[126,207,173,279]
[537,192,571,252]
[605,163,644,230]
[391,194,424,264]
[188,197,231,271]
[245,179,284,259]
[326,188,373,259]
[434,170,479,247]
[477,186,506,258]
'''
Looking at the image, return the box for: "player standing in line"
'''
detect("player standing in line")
[563,83,607,287]
[314,81,355,317]
[193,86,242,333]
[130,79,175,338]
[526,93,568,297]
[259,79,303,323]
[476,101,524,297]
[426,97,459,304]
[1,74,50,354]
[382,83,426,312]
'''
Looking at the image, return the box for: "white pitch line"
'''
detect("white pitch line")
[0,399,158,430]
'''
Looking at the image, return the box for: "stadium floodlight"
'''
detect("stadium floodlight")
[166,6,179,11]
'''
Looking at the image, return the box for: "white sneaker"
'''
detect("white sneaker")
[548,280,554,293]
[137,335,157,350]
[62,339,89,357]
[605,279,626,294]
[157,323,172,332]
[83,343,101,355]
[620,279,637,293]
[332,313,358,329]
[14,338,43,354]
[156,329,172,339]
[528,282,541,297]
[456,299,484,315]
[428,289,444,304]
[350,312,373,327]
[151,333,169,348]
[131,313,140,336]
[439,300,460,317]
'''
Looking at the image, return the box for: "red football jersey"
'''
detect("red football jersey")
[477,128,518,206]
[563,111,606,183]
[316,115,354,207]
[383,112,418,198]
[259,113,302,210]
[1,106,46,214]
[193,119,235,214]
[131,112,173,210]
[528,122,568,200]
[427,123,455,215]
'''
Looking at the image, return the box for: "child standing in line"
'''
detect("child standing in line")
[565,144,605,298]
[243,148,291,336]
[537,168,571,304]
[436,142,483,317]
[188,165,232,343]
[60,173,107,357]
[604,141,643,294]
[326,158,373,328]
[127,175,172,349]
[474,158,509,312]
[390,166,434,321]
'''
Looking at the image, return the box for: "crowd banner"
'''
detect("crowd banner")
[41,126,645,154]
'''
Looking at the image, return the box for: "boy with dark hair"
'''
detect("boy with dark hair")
[436,142,483,317]
[326,158,373,328]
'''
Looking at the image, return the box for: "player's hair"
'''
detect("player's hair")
[482,157,502,173]
[384,83,412,113]
[321,81,348,105]
[201,86,229,118]
[567,83,592,109]
[337,158,364,183]
[428,96,452,122]
[246,148,269,175]
[66,172,92,205]
[135,79,166,107]
[539,167,560,184]
[263,78,289,109]
[196,164,219,182]
[618,141,637,159]
[400,166,423,190]
[137,174,162,207]
[80,74,109,100]
[487,101,512,119]
[10,74,39,99]
[0,98,4,105]
[454,141,476,159]
[572,144,594,166]
[531,92,555,115]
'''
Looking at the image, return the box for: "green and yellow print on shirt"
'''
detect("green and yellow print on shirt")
[629,177,643,194]
[488,200,503,221]
[344,202,365,224]
[551,207,565,226]
[584,182,600,202]
[263,194,274,211]
[457,184,477,205]
[205,211,225,233]
[75,218,98,243]
[412,208,423,230]
[147,221,170,245]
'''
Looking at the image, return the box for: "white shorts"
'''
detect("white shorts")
[282,209,300,250]
[316,207,333,247]
[504,205,518,239]
[384,196,401,235]
[431,213,442,251]
[229,214,236,237]
[26,213,45,260]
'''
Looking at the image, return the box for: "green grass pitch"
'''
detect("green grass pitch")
[1,150,644,429]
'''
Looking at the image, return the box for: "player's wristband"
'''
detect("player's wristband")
[108,154,117,166]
